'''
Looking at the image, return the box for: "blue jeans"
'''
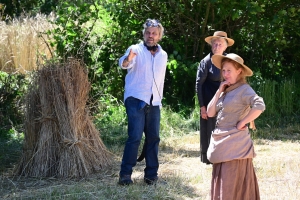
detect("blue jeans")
[120,97,160,179]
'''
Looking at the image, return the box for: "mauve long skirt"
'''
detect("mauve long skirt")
[211,158,260,200]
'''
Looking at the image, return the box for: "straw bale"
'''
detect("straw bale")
[15,59,112,178]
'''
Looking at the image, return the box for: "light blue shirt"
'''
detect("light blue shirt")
[119,42,168,107]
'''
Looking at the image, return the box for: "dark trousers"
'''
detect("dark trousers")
[200,116,216,164]
[120,97,160,179]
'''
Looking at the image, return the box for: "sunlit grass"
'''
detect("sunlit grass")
[254,139,300,200]
[1,123,300,199]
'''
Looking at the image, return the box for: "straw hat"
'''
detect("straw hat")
[211,53,253,76]
[205,31,235,46]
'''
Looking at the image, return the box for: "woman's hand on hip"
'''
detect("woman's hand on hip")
[201,106,208,120]
[237,121,247,130]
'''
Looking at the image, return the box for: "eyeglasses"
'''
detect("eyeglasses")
[145,19,160,27]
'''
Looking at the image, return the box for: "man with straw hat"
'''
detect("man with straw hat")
[207,53,265,200]
[195,31,234,165]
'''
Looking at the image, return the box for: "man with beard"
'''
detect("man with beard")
[118,19,168,185]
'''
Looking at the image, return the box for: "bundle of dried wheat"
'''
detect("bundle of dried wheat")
[15,59,112,178]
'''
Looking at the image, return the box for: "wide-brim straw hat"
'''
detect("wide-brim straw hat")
[211,53,253,76]
[205,31,235,46]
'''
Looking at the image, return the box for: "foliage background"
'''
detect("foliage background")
[0,0,299,137]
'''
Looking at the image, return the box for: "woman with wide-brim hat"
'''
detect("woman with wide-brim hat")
[207,53,265,200]
[195,31,234,164]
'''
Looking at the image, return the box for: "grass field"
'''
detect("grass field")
[1,132,299,200]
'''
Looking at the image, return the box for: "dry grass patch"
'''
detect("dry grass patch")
[1,133,300,199]
[254,139,300,200]
[0,14,54,73]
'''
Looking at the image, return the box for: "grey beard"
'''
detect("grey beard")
[143,42,158,51]
[144,40,157,47]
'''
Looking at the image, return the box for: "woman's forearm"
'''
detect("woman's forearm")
[238,109,263,127]
[207,90,221,117]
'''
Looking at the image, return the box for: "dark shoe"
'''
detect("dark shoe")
[118,175,133,185]
[144,177,167,185]
[144,177,158,185]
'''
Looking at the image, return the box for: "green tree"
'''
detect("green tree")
[0,0,21,19]
[0,0,59,18]
[40,0,59,14]
[100,0,300,109]
[4,0,298,110]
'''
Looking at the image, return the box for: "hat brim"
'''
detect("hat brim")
[205,36,235,46]
[211,54,253,77]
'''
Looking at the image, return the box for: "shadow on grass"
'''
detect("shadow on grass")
[0,131,205,199]
[0,159,205,200]
[0,139,22,174]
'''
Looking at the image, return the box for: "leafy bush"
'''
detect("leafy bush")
[0,71,27,138]
[93,95,128,145]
